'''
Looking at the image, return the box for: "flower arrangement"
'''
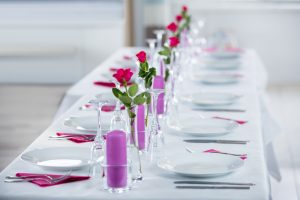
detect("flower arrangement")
[177,5,191,34]
[159,5,190,82]
[111,51,156,139]
[136,50,157,125]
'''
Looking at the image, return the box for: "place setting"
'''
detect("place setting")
[4,146,92,187]
[179,91,245,113]
[153,145,253,190]
[190,72,243,85]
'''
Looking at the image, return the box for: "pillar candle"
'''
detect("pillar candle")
[137,104,145,150]
[106,130,127,188]
[153,76,164,115]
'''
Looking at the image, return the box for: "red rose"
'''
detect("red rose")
[182,5,188,12]
[113,68,133,84]
[169,36,180,48]
[166,22,177,33]
[136,51,147,63]
[176,15,183,22]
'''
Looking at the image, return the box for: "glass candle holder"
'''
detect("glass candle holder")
[101,163,132,193]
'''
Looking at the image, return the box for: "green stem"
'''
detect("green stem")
[145,103,150,127]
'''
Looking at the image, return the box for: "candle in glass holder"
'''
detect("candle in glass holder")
[106,130,127,188]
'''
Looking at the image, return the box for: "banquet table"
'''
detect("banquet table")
[0,47,273,200]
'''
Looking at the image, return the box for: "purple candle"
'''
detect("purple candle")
[153,76,164,115]
[137,105,145,150]
[160,59,164,77]
[106,130,127,188]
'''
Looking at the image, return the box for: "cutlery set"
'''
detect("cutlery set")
[174,180,254,190]
[4,171,72,184]
[193,108,246,113]
[184,139,249,144]
[48,135,95,141]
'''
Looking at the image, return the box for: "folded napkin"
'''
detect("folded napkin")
[93,81,133,88]
[109,67,118,72]
[213,116,247,125]
[15,173,90,187]
[84,104,125,112]
[123,55,132,60]
[56,132,95,143]
[204,149,247,160]
[109,67,136,73]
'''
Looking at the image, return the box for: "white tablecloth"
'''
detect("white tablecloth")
[0,47,275,200]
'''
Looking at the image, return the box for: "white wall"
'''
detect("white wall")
[145,0,300,85]
[0,1,125,84]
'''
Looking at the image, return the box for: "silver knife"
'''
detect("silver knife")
[176,186,250,190]
[174,181,255,186]
[184,139,249,144]
[193,108,246,112]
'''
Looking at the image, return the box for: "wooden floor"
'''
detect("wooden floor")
[0,85,69,170]
[0,84,299,200]
[267,85,300,200]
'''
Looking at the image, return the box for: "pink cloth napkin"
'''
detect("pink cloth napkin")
[15,173,90,187]
[123,55,132,60]
[84,104,125,112]
[109,67,136,73]
[204,149,247,160]
[56,132,95,143]
[109,67,118,72]
[213,116,247,125]
[93,81,133,88]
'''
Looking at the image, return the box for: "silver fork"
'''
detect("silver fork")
[48,135,95,140]
[5,171,72,184]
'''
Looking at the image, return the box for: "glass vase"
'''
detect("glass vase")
[127,107,143,181]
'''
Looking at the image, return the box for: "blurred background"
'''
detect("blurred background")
[0,0,299,84]
[0,0,299,199]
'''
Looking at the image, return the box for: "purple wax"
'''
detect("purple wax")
[137,105,145,150]
[160,59,164,76]
[106,130,127,188]
[153,76,165,115]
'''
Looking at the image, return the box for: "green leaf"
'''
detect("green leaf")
[148,67,156,76]
[133,95,146,105]
[112,88,122,98]
[158,50,170,56]
[128,84,138,97]
[164,68,170,82]
[164,57,170,65]
[140,62,149,71]
[138,70,146,78]
[119,95,132,106]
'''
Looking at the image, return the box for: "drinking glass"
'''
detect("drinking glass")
[88,93,116,178]
[153,30,165,49]
[146,88,165,162]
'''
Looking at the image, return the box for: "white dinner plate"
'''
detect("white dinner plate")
[64,115,110,132]
[182,92,241,107]
[202,58,241,70]
[157,152,244,178]
[21,147,92,171]
[191,74,240,85]
[209,51,242,59]
[171,118,238,137]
